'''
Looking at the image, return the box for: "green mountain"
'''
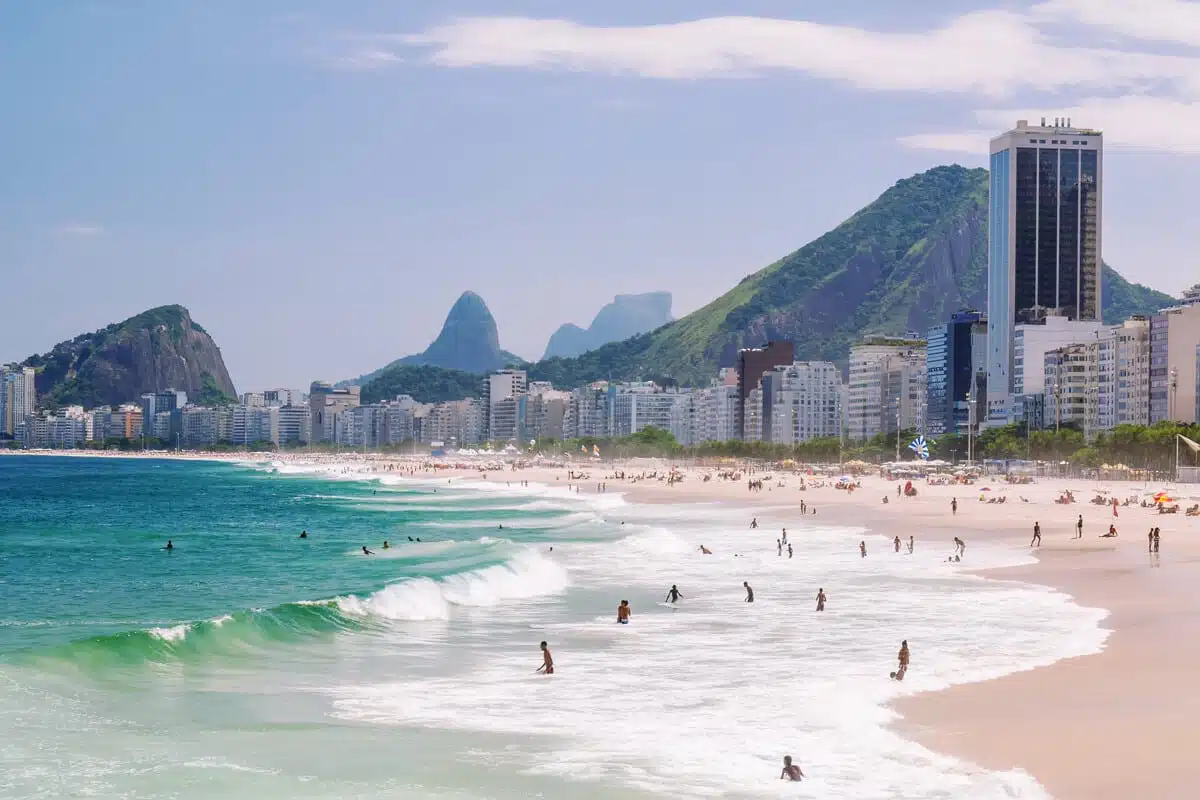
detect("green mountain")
[19,305,237,408]
[360,364,480,405]
[528,166,1175,387]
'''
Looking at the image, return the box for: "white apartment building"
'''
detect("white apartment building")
[1013,316,1107,398]
[743,387,764,442]
[230,405,279,446]
[427,399,483,446]
[1150,302,1200,423]
[564,383,610,439]
[609,382,685,438]
[278,405,312,445]
[487,370,527,442]
[1044,345,1088,429]
[18,412,87,449]
[181,407,220,447]
[1115,318,1151,426]
[765,361,843,445]
[524,390,568,441]
[848,339,926,441]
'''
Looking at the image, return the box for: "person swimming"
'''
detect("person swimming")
[699,545,712,554]
[299,530,308,539]
[164,540,174,551]
[362,546,374,555]
[780,755,804,781]
[382,541,390,549]
[617,600,631,624]
[665,584,683,603]
[407,536,413,542]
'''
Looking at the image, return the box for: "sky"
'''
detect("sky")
[3,0,1200,393]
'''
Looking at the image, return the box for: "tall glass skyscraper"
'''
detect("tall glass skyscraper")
[986,119,1103,421]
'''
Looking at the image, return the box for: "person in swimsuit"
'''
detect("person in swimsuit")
[699,545,712,554]
[780,755,804,781]
[859,541,867,558]
[951,497,957,515]
[907,535,914,554]
[787,543,793,559]
[751,517,758,529]
[299,530,308,539]
[383,541,390,549]
[537,641,554,674]
[1031,522,1041,547]
[665,585,683,603]
[895,640,910,680]
[744,581,754,603]
[164,540,174,551]
[617,600,631,624]
[362,546,374,555]
[777,539,782,556]
[816,588,826,612]
[894,535,901,553]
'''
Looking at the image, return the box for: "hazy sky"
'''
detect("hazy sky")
[3,1,1199,392]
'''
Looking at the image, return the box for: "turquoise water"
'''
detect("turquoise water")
[1,456,1107,799]
[0,456,638,800]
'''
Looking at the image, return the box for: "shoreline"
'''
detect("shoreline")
[15,449,1200,797]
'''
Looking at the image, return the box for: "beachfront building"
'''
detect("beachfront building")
[17,410,87,449]
[1115,318,1151,426]
[180,406,220,448]
[847,337,926,441]
[564,382,611,439]
[0,365,36,438]
[1150,302,1200,423]
[1044,345,1088,429]
[523,388,568,441]
[608,382,685,438]
[694,384,740,444]
[308,382,361,443]
[736,342,794,441]
[486,370,526,443]
[277,404,312,446]
[926,311,987,436]
[230,405,279,447]
[763,361,843,445]
[986,119,1103,423]
[426,398,482,447]
[1011,316,1106,427]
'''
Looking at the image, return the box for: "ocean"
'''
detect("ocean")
[0,456,1108,799]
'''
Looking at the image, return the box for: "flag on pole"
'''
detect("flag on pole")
[908,435,929,460]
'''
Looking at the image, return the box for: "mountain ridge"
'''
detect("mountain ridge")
[543,292,674,359]
[19,305,237,409]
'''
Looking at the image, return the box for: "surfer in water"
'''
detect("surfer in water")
[362,545,374,555]
[164,540,174,551]
[665,585,683,603]
[744,581,755,603]
[617,600,631,624]
[780,755,804,781]
[537,641,554,675]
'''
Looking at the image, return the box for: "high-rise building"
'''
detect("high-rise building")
[736,342,794,441]
[764,361,843,445]
[486,370,527,442]
[987,119,1103,422]
[926,312,987,437]
[308,382,360,443]
[0,366,37,437]
[1150,303,1200,423]
[847,337,926,441]
[1115,318,1151,426]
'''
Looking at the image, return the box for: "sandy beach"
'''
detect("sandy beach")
[12,448,1200,797]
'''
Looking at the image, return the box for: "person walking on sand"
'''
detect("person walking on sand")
[860,541,867,558]
[816,588,827,611]
[894,535,901,553]
[951,497,957,516]
[777,539,782,556]
[1031,522,1041,548]
[743,581,755,603]
[1149,527,1155,553]
[536,641,554,674]
[1076,514,1084,540]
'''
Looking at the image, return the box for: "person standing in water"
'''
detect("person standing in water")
[743,582,755,603]
[781,529,788,545]
[751,517,758,529]
[164,540,174,551]
[1031,522,1041,548]
[907,535,914,554]
[787,543,793,559]
[665,585,683,603]
[893,535,901,553]
[815,588,826,611]
[777,539,782,557]
[383,541,390,549]
[537,641,554,674]
[617,600,631,624]
[892,640,910,680]
[780,755,804,781]
[859,541,867,558]
[299,530,308,539]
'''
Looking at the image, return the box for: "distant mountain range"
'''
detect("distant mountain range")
[19,305,237,408]
[543,292,674,359]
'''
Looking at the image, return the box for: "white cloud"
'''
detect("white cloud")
[897,131,994,156]
[1034,0,1200,47]
[397,13,1200,96]
[54,224,104,237]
